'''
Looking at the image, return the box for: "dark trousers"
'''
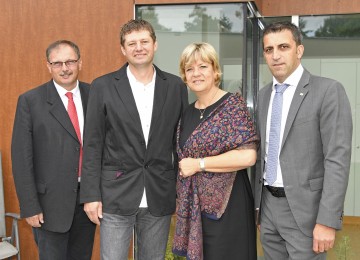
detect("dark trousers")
[33,187,96,260]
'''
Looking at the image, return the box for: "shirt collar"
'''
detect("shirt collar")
[53,80,80,98]
[126,65,156,86]
[273,64,304,88]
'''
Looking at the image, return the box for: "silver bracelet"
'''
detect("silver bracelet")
[199,158,205,171]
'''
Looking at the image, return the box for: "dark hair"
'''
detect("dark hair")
[46,40,80,62]
[120,19,156,46]
[263,21,303,46]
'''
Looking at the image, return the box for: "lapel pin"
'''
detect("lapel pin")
[300,93,304,96]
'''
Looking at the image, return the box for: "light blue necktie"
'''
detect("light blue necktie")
[266,83,289,185]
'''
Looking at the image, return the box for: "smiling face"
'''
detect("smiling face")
[180,42,222,94]
[121,30,157,69]
[185,58,217,94]
[46,44,82,91]
[263,29,304,83]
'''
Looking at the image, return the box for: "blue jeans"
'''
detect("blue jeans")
[100,209,171,260]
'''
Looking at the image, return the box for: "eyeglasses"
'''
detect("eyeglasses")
[48,59,79,68]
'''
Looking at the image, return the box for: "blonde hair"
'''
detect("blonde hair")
[179,42,222,87]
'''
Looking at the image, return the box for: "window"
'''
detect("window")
[136,3,248,103]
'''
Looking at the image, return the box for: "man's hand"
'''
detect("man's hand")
[26,213,44,227]
[313,223,336,253]
[84,201,103,225]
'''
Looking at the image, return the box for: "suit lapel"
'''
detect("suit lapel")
[260,84,273,154]
[281,70,310,149]
[79,82,88,117]
[149,66,168,139]
[47,81,79,142]
[113,66,144,137]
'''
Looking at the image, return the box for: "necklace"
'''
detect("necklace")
[197,88,219,119]
[199,109,206,119]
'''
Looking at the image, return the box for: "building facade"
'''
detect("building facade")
[1,0,359,258]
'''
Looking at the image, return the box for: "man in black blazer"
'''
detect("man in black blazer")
[80,19,188,260]
[11,40,96,260]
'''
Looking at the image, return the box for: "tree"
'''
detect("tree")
[298,19,313,38]
[314,16,360,37]
[136,6,171,31]
[184,5,232,33]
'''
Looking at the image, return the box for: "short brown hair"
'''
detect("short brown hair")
[120,19,156,46]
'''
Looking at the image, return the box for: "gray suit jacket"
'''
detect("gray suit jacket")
[80,64,188,216]
[255,69,352,236]
[11,80,89,232]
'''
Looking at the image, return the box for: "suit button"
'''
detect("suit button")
[73,189,78,193]
[140,141,145,145]
[75,168,79,173]
[144,164,149,169]
[76,147,80,151]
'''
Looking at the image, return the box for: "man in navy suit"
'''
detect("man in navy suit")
[12,40,96,260]
[80,19,188,260]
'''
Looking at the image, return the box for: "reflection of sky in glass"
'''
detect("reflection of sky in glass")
[301,14,360,38]
[264,15,360,38]
[300,16,328,37]
[138,4,244,33]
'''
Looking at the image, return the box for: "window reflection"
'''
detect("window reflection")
[136,4,245,102]
[300,14,360,38]
[137,4,244,33]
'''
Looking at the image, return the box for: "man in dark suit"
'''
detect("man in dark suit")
[255,21,352,259]
[80,19,188,260]
[11,40,96,260]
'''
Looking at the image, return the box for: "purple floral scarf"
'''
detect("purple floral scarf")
[172,93,258,260]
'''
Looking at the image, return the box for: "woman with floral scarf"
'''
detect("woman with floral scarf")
[172,42,259,260]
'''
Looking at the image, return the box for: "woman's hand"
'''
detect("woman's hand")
[179,158,201,177]
[179,149,257,177]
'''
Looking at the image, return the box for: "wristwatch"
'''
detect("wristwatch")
[199,158,205,171]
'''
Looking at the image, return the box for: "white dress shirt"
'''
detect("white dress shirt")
[264,64,304,187]
[54,80,84,143]
[127,66,156,208]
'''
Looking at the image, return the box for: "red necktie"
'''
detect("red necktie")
[65,92,82,177]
